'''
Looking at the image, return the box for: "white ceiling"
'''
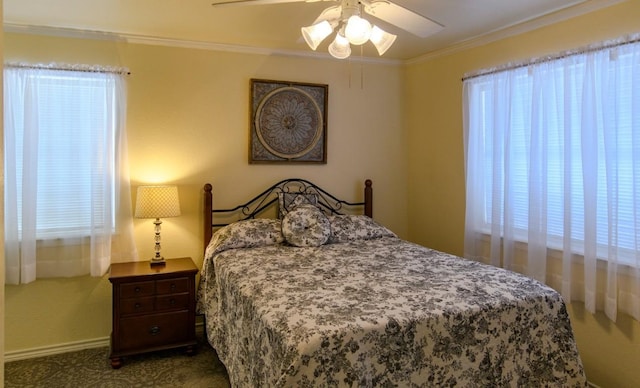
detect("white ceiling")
[2,0,620,61]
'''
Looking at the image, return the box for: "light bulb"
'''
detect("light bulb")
[344,15,372,45]
[328,33,351,59]
[301,20,333,50]
[369,25,397,56]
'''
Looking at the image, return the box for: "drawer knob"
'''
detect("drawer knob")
[169,299,176,305]
[134,303,141,309]
[149,326,161,336]
[170,283,177,290]
[134,287,141,293]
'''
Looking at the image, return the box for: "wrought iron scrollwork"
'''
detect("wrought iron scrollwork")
[203,179,372,251]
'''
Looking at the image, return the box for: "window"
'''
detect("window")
[463,37,640,321]
[466,56,638,266]
[4,65,137,284]
[11,70,116,238]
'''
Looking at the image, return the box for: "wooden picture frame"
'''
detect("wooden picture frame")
[249,79,328,164]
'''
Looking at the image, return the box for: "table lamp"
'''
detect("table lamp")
[135,185,181,266]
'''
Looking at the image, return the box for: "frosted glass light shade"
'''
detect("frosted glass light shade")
[344,15,372,45]
[135,185,181,219]
[328,33,352,59]
[370,25,397,55]
[301,20,334,50]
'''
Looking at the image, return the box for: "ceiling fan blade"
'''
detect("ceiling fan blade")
[362,0,443,38]
[212,0,328,8]
[312,5,342,25]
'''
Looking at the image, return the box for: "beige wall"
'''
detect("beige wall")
[124,43,408,265]
[3,1,640,387]
[405,1,640,386]
[1,2,5,385]
[3,32,408,354]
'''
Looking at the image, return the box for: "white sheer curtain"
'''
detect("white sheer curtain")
[463,37,640,322]
[4,65,138,284]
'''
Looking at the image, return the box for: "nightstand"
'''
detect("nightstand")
[108,257,198,369]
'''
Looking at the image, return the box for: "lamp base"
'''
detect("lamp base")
[150,257,166,267]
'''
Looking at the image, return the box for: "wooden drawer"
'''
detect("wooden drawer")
[156,292,190,311]
[156,277,189,294]
[120,280,155,298]
[120,296,155,315]
[109,257,198,368]
[117,311,190,352]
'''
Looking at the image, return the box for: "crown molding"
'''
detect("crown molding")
[404,0,627,65]
[3,22,402,66]
[5,0,623,67]
[5,23,125,42]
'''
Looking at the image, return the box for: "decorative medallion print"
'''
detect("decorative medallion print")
[255,87,322,159]
[250,79,328,163]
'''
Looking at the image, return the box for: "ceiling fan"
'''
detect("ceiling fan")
[211,0,444,59]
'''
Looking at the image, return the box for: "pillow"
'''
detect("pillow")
[282,204,331,247]
[327,214,397,244]
[278,192,318,218]
[204,218,284,261]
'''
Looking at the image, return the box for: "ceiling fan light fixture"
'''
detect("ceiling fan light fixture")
[369,25,397,56]
[344,15,371,45]
[328,33,351,59]
[301,20,334,50]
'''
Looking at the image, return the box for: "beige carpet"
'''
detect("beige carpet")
[4,337,230,388]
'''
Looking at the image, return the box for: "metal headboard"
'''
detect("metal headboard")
[203,179,372,251]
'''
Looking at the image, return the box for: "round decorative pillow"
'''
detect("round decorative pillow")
[282,204,331,247]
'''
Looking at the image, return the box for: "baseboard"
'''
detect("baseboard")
[5,322,206,362]
[4,336,110,362]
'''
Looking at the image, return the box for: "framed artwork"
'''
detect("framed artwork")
[249,79,328,164]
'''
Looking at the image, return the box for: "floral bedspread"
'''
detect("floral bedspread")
[197,218,586,387]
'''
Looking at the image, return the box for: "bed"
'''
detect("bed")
[196,178,587,387]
